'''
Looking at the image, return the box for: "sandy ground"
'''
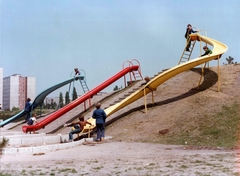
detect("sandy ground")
[1,65,240,175]
[1,139,240,176]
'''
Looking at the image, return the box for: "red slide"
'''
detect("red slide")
[22,65,139,133]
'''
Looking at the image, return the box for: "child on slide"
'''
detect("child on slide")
[64,115,92,142]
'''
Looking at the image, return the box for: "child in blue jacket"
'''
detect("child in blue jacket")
[92,102,107,142]
[185,24,197,52]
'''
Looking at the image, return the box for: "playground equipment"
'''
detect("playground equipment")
[69,68,90,94]
[22,60,143,133]
[10,31,227,137]
[0,75,82,127]
[105,33,227,116]
[63,32,228,139]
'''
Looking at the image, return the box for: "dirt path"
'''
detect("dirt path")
[1,139,239,176]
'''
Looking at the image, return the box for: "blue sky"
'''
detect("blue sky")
[1,0,239,97]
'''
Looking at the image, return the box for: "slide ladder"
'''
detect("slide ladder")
[22,64,140,133]
[78,76,89,93]
[178,39,196,65]
[76,33,227,138]
[132,69,143,81]
[102,33,228,119]
[122,59,143,87]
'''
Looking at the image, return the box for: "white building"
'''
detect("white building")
[45,97,59,105]
[3,74,36,110]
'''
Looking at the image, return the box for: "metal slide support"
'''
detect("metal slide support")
[84,101,86,111]
[143,87,155,113]
[88,129,91,138]
[72,78,76,98]
[197,63,207,88]
[124,74,127,87]
[88,97,92,111]
[217,55,220,92]
[151,91,154,104]
[144,88,147,113]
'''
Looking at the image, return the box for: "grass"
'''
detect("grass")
[198,102,240,147]
[0,137,9,149]
[180,165,188,169]
[91,166,103,170]
[58,168,74,172]
[0,109,53,121]
[0,137,9,157]
[0,174,11,176]
[161,102,240,148]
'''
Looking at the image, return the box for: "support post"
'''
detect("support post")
[197,63,207,88]
[88,129,90,138]
[151,91,154,104]
[144,88,147,113]
[84,101,86,111]
[89,98,92,111]
[217,55,220,92]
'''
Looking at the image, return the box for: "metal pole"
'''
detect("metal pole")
[152,91,154,104]
[197,63,206,88]
[218,55,220,92]
[144,88,147,113]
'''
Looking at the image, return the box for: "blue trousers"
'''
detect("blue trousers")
[96,123,105,140]
[69,128,81,140]
[25,111,30,122]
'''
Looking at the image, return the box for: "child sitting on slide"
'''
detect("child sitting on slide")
[200,46,212,57]
[64,115,92,142]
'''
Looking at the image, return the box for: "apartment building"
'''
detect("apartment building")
[3,74,35,110]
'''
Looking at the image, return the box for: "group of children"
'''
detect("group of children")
[23,68,83,135]
[24,26,211,138]
[185,24,212,56]
[25,101,106,141]
[64,102,106,142]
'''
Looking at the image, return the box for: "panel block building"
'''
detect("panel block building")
[3,74,35,110]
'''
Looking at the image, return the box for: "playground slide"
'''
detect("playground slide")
[22,65,140,133]
[0,75,82,127]
[103,33,228,117]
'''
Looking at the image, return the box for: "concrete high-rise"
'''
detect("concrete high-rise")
[3,74,35,110]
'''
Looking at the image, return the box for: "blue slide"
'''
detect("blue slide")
[0,75,82,127]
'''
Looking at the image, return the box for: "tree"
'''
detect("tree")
[65,91,70,105]
[72,87,78,101]
[59,92,64,108]
[226,56,234,65]
[46,103,51,109]
[113,85,119,91]
[53,102,57,109]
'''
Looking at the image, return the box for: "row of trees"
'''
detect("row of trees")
[113,85,122,91]
[43,85,123,110]
[39,87,78,109]
[59,87,78,108]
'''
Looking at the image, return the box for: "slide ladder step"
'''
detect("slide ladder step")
[132,70,143,80]
[178,40,196,65]
[79,79,89,93]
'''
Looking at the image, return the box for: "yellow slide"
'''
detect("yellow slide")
[84,33,227,135]
[104,33,228,117]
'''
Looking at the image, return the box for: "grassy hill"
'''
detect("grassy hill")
[106,64,240,148]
